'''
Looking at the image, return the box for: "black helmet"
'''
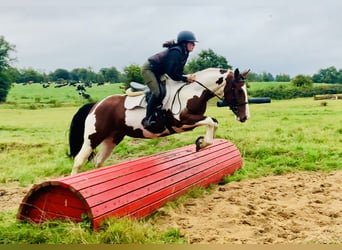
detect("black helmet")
[177,30,198,44]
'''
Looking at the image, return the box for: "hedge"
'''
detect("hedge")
[249,84,342,100]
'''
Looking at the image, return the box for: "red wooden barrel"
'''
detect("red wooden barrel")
[17,139,242,229]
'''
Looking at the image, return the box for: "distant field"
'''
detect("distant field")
[4,83,125,108]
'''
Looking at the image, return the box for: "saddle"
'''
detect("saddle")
[124,81,166,109]
[124,82,150,109]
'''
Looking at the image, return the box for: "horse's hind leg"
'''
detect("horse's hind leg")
[94,138,116,168]
[71,142,93,175]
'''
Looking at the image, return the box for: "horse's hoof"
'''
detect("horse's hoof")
[195,136,204,152]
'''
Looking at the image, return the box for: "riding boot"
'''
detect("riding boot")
[143,94,161,128]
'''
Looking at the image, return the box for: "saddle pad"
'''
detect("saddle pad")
[124,95,147,110]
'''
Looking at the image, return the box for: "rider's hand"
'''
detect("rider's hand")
[187,75,196,83]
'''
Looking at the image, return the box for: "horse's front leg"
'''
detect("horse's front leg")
[194,117,218,151]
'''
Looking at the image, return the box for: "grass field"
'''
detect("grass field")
[0,83,341,243]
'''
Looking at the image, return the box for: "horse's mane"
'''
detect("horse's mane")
[194,68,231,77]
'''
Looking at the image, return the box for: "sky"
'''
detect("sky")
[1,0,342,77]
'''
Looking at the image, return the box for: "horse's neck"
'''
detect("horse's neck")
[195,69,230,97]
[164,68,228,97]
[162,68,231,111]
[164,79,203,101]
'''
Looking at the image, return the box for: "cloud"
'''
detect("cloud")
[1,0,341,76]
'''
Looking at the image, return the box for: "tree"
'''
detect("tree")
[18,68,44,83]
[49,68,71,82]
[69,67,97,83]
[0,36,16,102]
[99,67,121,83]
[312,66,339,84]
[275,74,291,82]
[260,72,274,82]
[338,69,342,84]
[291,74,313,88]
[122,64,143,88]
[185,49,231,73]
[246,71,261,82]
[5,67,20,83]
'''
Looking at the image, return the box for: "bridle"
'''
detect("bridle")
[226,76,248,117]
[195,75,248,112]
[171,73,248,116]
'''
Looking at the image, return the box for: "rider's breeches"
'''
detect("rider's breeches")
[141,62,162,98]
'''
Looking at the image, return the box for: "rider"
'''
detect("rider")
[141,30,198,130]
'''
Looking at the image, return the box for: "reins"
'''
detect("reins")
[170,83,189,115]
[195,80,247,108]
[194,80,223,101]
[170,80,223,115]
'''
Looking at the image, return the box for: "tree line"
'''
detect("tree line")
[6,51,342,86]
[1,35,342,102]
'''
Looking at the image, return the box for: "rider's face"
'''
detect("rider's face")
[187,42,195,52]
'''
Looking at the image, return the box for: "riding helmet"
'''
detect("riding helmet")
[177,30,198,43]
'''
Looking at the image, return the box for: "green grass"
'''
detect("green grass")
[0,213,184,244]
[0,83,341,243]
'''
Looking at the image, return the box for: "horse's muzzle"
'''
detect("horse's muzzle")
[240,116,247,123]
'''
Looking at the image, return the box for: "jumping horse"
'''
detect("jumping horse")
[69,68,250,175]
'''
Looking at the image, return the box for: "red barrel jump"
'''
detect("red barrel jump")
[17,139,242,229]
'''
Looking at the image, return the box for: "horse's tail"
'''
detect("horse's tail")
[68,102,96,158]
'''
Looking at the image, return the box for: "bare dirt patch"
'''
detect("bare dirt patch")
[155,171,342,244]
[0,185,29,212]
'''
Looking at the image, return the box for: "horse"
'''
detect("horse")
[69,68,250,175]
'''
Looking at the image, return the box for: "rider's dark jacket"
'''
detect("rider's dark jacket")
[148,44,189,82]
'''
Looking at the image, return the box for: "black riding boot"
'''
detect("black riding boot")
[143,94,161,129]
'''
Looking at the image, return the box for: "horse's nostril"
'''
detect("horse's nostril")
[240,117,247,123]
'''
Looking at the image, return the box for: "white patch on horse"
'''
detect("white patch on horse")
[125,109,145,130]
[83,97,110,141]
[84,112,97,137]
[243,85,250,119]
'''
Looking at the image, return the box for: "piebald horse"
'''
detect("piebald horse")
[69,68,250,175]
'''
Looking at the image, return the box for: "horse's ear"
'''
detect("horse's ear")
[242,69,250,78]
[234,68,240,78]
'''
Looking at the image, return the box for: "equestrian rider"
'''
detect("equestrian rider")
[141,30,198,130]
